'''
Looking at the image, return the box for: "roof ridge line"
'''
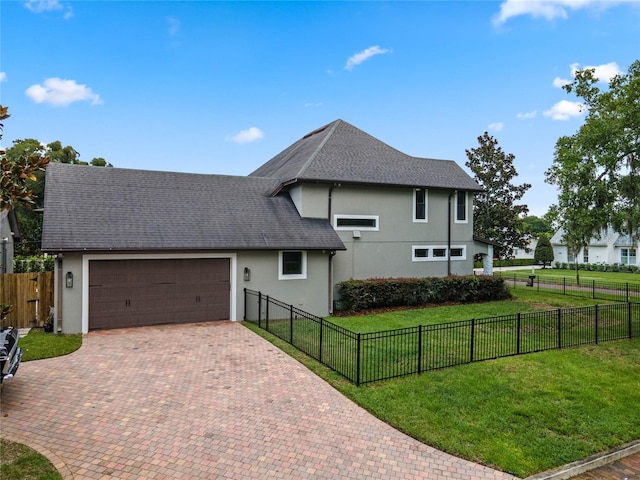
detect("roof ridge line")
[296,119,341,178]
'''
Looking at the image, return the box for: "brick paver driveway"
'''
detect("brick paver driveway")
[1,322,518,480]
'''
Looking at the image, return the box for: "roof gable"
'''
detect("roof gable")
[42,164,345,252]
[250,119,481,192]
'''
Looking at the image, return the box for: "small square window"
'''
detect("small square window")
[279,251,307,280]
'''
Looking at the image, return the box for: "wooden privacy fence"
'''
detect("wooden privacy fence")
[0,272,54,328]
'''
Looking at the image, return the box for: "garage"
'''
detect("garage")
[88,258,230,330]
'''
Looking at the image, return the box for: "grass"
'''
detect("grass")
[505,267,640,284]
[18,329,82,362]
[244,288,640,478]
[0,439,62,480]
[0,330,81,479]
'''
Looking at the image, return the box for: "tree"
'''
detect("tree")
[522,215,553,236]
[5,137,112,254]
[545,60,640,246]
[465,132,532,259]
[0,108,50,211]
[534,234,554,268]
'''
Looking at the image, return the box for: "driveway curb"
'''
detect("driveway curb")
[524,440,640,480]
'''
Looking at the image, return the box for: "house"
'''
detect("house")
[551,228,639,266]
[42,119,489,334]
[0,210,21,274]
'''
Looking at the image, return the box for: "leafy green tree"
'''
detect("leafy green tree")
[6,137,112,255]
[523,215,552,236]
[546,60,640,246]
[534,234,554,268]
[465,132,532,259]
[0,109,50,211]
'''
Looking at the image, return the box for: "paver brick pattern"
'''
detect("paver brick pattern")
[1,322,518,479]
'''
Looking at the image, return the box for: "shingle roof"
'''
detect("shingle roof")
[41,164,345,252]
[250,119,481,193]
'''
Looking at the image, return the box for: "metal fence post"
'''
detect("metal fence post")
[592,279,595,299]
[557,308,562,349]
[516,312,521,355]
[627,283,629,303]
[594,304,599,345]
[356,333,362,386]
[258,291,262,328]
[629,302,633,339]
[417,325,423,374]
[469,319,475,363]
[290,305,294,343]
[319,317,324,364]
[243,288,247,321]
[563,277,566,295]
[266,295,270,331]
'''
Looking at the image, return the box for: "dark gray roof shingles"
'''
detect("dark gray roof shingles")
[42,164,345,252]
[250,119,481,192]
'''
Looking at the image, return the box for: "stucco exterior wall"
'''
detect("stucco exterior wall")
[54,250,331,334]
[328,185,475,288]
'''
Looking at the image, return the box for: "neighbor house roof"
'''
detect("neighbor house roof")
[250,119,482,194]
[41,163,345,252]
[0,209,21,242]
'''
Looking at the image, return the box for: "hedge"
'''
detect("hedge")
[337,275,512,312]
[13,255,55,273]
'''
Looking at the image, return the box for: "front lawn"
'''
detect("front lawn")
[0,439,61,480]
[19,329,82,362]
[244,289,640,478]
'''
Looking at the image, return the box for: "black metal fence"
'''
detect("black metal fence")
[244,289,640,385]
[496,271,640,303]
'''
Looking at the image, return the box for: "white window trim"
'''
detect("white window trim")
[454,191,468,224]
[412,245,467,262]
[413,188,428,223]
[278,250,307,280]
[333,214,379,231]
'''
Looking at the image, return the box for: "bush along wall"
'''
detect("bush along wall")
[13,255,55,273]
[337,276,512,313]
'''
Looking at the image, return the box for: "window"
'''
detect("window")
[333,214,379,231]
[413,188,427,222]
[412,245,466,262]
[455,191,467,223]
[621,248,637,265]
[278,251,307,280]
[583,247,589,264]
[433,248,447,258]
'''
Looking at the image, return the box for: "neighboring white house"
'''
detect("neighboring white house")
[512,238,537,261]
[551,228,639,266]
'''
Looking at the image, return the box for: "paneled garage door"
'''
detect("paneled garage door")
[89,258,230,330]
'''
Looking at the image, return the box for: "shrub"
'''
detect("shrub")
[13,255,54,273]
[337,276,512,313]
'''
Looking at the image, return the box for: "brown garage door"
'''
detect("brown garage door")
[89,258,230,330]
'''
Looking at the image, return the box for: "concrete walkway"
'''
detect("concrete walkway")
[1,322,517,480]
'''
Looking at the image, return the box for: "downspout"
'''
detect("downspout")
[56,255,63,333]
[328,186,334,313]
[447,191,456,276]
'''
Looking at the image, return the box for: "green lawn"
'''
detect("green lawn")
[503,267,640,284]
[244,288,640,478]
[19,329,82,362]
[0,439,61,480]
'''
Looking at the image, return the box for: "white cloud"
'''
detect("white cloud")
[544,100,585,120]
[517,110,537,119]
[226,127,264,144]
[25,0,73,18]
[493,0,628,26]
[553,77,571,88]
[570,61,622,83]
[345,46,391,71]
[304,102,323,108]
[488,122,504,132]
[25,78,102,106]
[0,72,6,83]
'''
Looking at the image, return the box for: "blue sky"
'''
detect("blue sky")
[1,0,638,217]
